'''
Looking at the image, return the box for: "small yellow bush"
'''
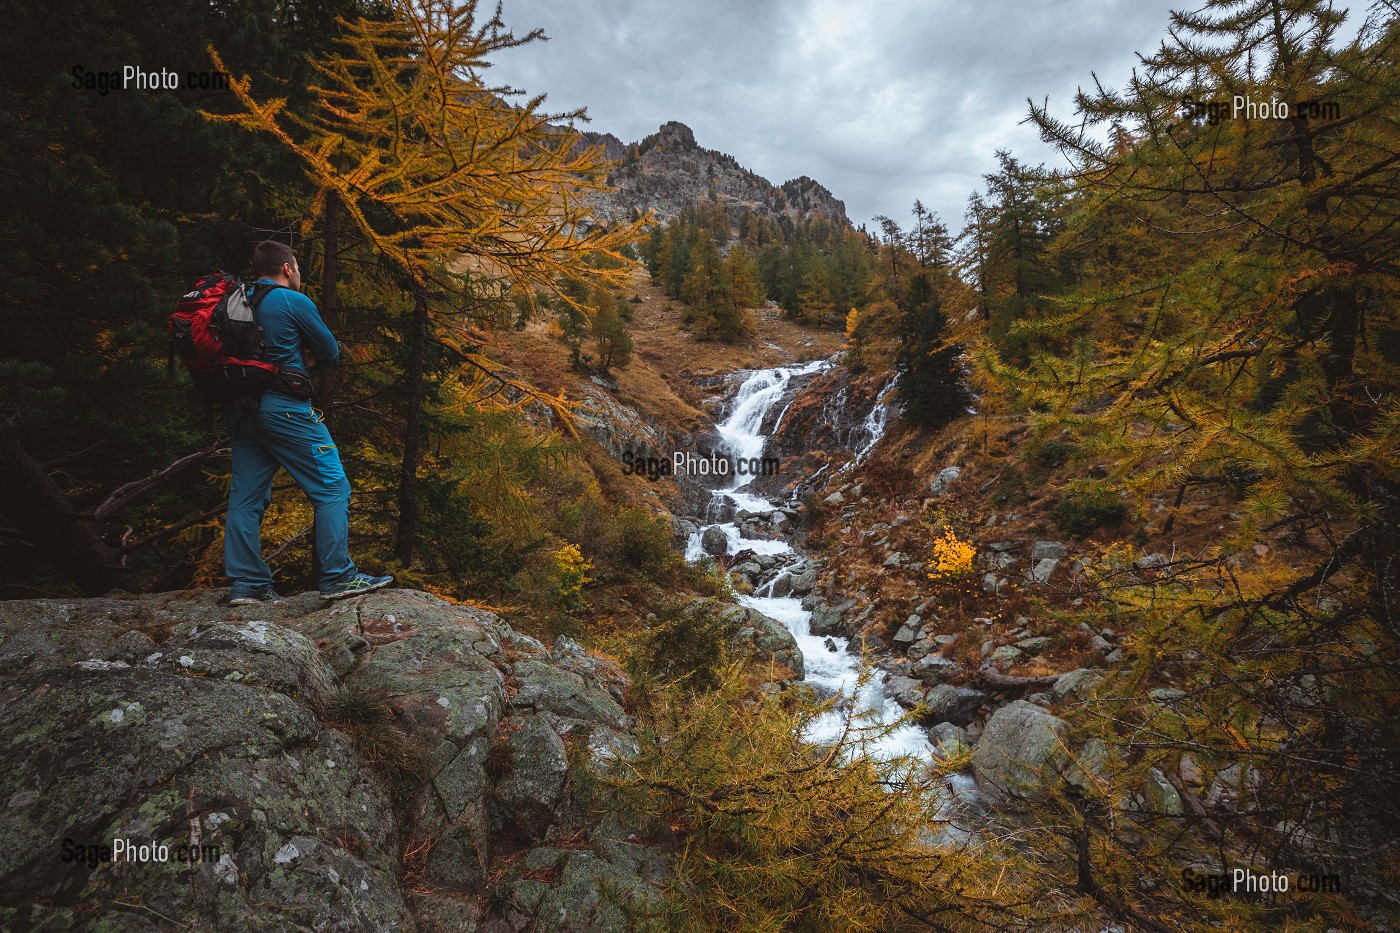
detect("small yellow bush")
[927,529,976,578]
[550,543,593,611]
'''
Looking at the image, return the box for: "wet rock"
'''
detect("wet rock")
[972,700,1071,799]
[701,525,729,556]
[913,655,961,686]
[921,685,988,727]
[718,604,805,680]
[788,565,817,595]
[808,599,854,637]
[671,517,699,546]
[824,491,845,506]
[884,675,927,709]
[927,722,970,757]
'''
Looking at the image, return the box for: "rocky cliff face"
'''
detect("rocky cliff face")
[581,121,850,228]
[0,589,668,932]
[747,364,891,503]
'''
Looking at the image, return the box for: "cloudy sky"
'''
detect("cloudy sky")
[486,0,1366,235]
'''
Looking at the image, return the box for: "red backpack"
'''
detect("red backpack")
[168,271,284,404]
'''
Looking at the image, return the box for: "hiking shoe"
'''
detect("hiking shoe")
[229,585,283,606]
[320,573,393,601]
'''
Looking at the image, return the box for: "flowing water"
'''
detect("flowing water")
[684,360,933,760]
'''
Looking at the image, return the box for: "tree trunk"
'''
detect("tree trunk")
[0,432,127,595]
[393,286,429,564]
[312,192,343,587]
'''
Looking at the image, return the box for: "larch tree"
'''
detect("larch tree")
[208,0,645,562]
[973,0,1400,910]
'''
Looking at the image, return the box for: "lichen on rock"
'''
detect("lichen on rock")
[0,588,669,932]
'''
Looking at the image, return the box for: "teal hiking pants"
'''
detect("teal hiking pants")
[224,394,358,596]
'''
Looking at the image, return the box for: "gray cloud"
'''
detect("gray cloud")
[488,0,1362,233]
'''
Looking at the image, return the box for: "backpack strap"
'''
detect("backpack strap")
[245,282,315,402]
[247,281,286,309]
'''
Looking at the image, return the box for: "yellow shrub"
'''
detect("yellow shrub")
[927,529,976,578]
[550,543,593,611]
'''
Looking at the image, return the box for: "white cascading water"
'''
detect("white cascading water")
[684,360,932,760]
[838,373,900,473]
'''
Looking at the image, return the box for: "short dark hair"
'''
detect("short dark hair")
[251,240,297,278]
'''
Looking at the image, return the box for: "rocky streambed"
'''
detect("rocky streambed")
[672,358,1153,837]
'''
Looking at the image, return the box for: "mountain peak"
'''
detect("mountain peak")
[656,120,697,149]
[580,122,849,229]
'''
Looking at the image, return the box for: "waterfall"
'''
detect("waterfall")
[840,373,900,472]
[685,360,932,761]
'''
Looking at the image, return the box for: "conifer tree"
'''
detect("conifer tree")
[591,297,633,371]
[972,1,1400,901]
[797,263,836,325]
[896,272,971,430]
[210,0,643,561]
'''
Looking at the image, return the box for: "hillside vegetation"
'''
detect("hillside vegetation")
[1,0,1397,929]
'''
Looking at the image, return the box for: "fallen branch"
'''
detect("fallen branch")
[976,662,1065,690]
[119,482,296,553]
[93,442,229,521]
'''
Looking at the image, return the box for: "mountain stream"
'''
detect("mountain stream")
[683,360,934,760]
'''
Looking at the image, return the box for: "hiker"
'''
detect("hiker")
[224,240,392,604]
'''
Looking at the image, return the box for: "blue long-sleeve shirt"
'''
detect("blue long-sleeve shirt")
[254,278,339,409]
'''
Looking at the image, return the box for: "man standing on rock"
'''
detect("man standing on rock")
[225,240,392,605]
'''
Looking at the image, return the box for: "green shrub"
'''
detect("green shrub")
[1034,438,1077,467]
[610,664,1028,931]
[611,507,680,581]
[1053,483,1127,536]
[990,469,1030,506]
[628,598,737,691]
